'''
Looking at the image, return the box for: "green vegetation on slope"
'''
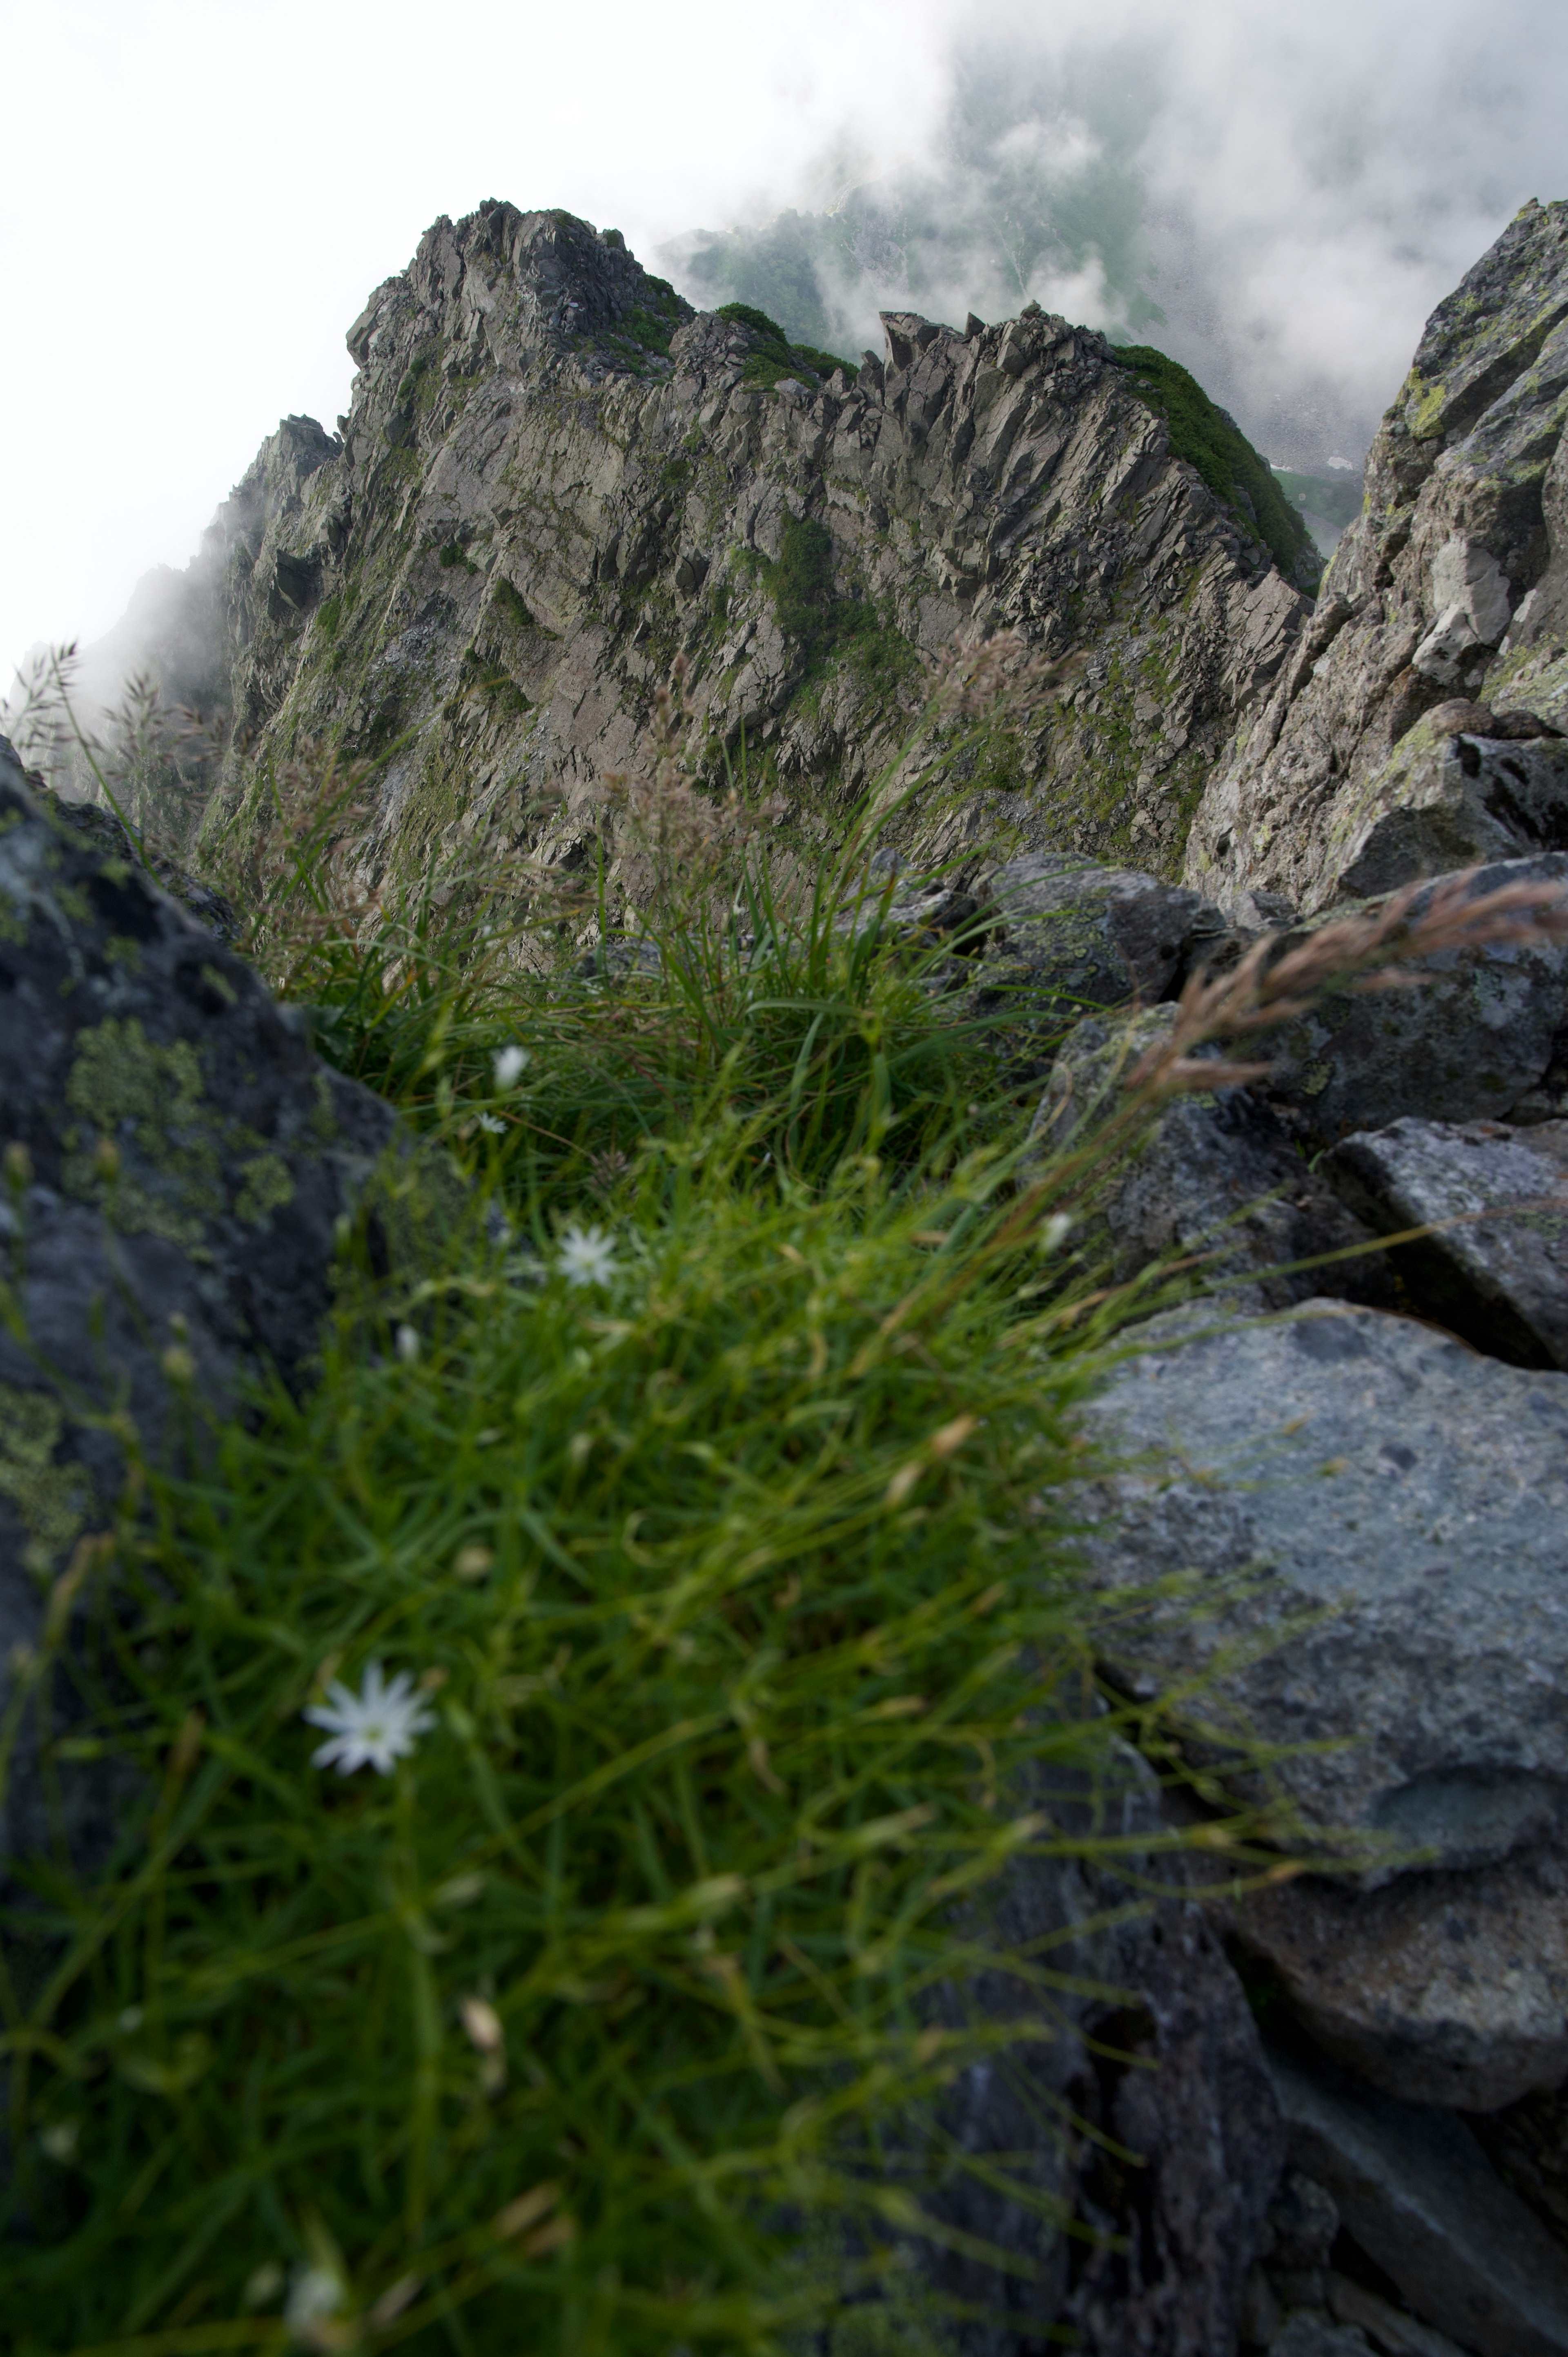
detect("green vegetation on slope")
[717,301,858,389]
[0,710,1292,2355]
[1113,346,1319,581]
[752,513,919,701]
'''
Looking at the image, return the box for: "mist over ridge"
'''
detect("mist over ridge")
[6,0,1567,688]
[658,4,1568,482]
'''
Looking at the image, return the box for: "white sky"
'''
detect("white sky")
[4,0,1565,689]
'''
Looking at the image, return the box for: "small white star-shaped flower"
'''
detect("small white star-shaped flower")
[475,1111,506,1135]
[492,1044,530,1090]
[557,1222,619,1289]
[303,1663,436,1776]
[285,2266,345,2332]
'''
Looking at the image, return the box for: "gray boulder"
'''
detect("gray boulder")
[0,743,432,1880]
[1027,1008,1396,1313]
[966,856,1215,1065]
[1268,2043,1568,2357]
[1078,1299,1568,2109]
[1260,853,1568,1141]
[1324,1117,1568,1369]
[1080,1298,1568,1868]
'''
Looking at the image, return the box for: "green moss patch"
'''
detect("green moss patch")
[1114,346,1317,580]
[758,515,917,702]
[717,302,858,390]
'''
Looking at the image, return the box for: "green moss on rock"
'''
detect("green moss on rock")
[0,1383,86,1579]
[1114,346,1317,581]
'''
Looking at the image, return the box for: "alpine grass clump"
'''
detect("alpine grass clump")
[16,652,1539,2355]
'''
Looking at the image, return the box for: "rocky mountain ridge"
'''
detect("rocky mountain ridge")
[9,195,1568,2357]
[1185,197,1568,916]
[53,199,1316,905]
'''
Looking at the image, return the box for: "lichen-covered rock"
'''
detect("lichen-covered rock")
[0,740,422,1875]
[1316,714,1568,904]
[1027,1007,1396,1310]
[1268,2043,1568,2357]
[1258,853,1568,1142]
[85,203,1310,905]
[1186,200,1568,916]
[1324,1116,1568,1368]
[1078,1302,1568,1876]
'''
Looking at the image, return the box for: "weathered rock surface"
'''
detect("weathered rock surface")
[1028,1008,1397,1310]
[1228,1851,1568,2111]
[0,740,417,1875]
[64,203,1311,903]
[911,1757,1285,2357]
[1259,853,1568,1141]
[965,854,1210,1047]
[1268,2043,1568,2357]
[1187,199,1568,916]
[1324,1116,1568,1368]
[1078,1299,1568,2114]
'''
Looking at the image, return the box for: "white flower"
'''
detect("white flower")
[557,1222,618,1289]
[475,1111,506,1135]
[304,1663,436,1776]
[285,2265,345,2335]
[395,1323,420,1362]
[493,1044,530,1090]
[1038,1213,1074,1254]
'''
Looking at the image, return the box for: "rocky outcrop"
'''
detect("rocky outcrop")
[964,855,1212,1061]
[1185,200,1568,915]
[67,203,1312,900]
[1268,2046,1568,2357]
[0,737,424,1880]
[1324,1116,1568,1367]
[1078,1299,1568,2116]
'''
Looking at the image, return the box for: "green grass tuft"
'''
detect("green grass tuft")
[0,707,1283,2353]
[1114,347,1318,581]
[717,303,858,390]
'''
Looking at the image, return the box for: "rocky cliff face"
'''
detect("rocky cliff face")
[118,200,1314,896]
[1186,198,1568,915]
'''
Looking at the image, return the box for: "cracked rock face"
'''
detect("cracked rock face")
[1325,1116,1568,1368]
[0,742,410,1879]
[1078,1297,1568,2116]
[1186,198,1568,916]
[116,199,1308,899]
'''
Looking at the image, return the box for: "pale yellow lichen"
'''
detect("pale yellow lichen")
[236,1153,294,1225]
[64,1018,222,1245]
[0,1383,86,1579]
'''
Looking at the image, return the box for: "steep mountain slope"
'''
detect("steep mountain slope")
[134,200,1314,899]
[1185,197,1568,915]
